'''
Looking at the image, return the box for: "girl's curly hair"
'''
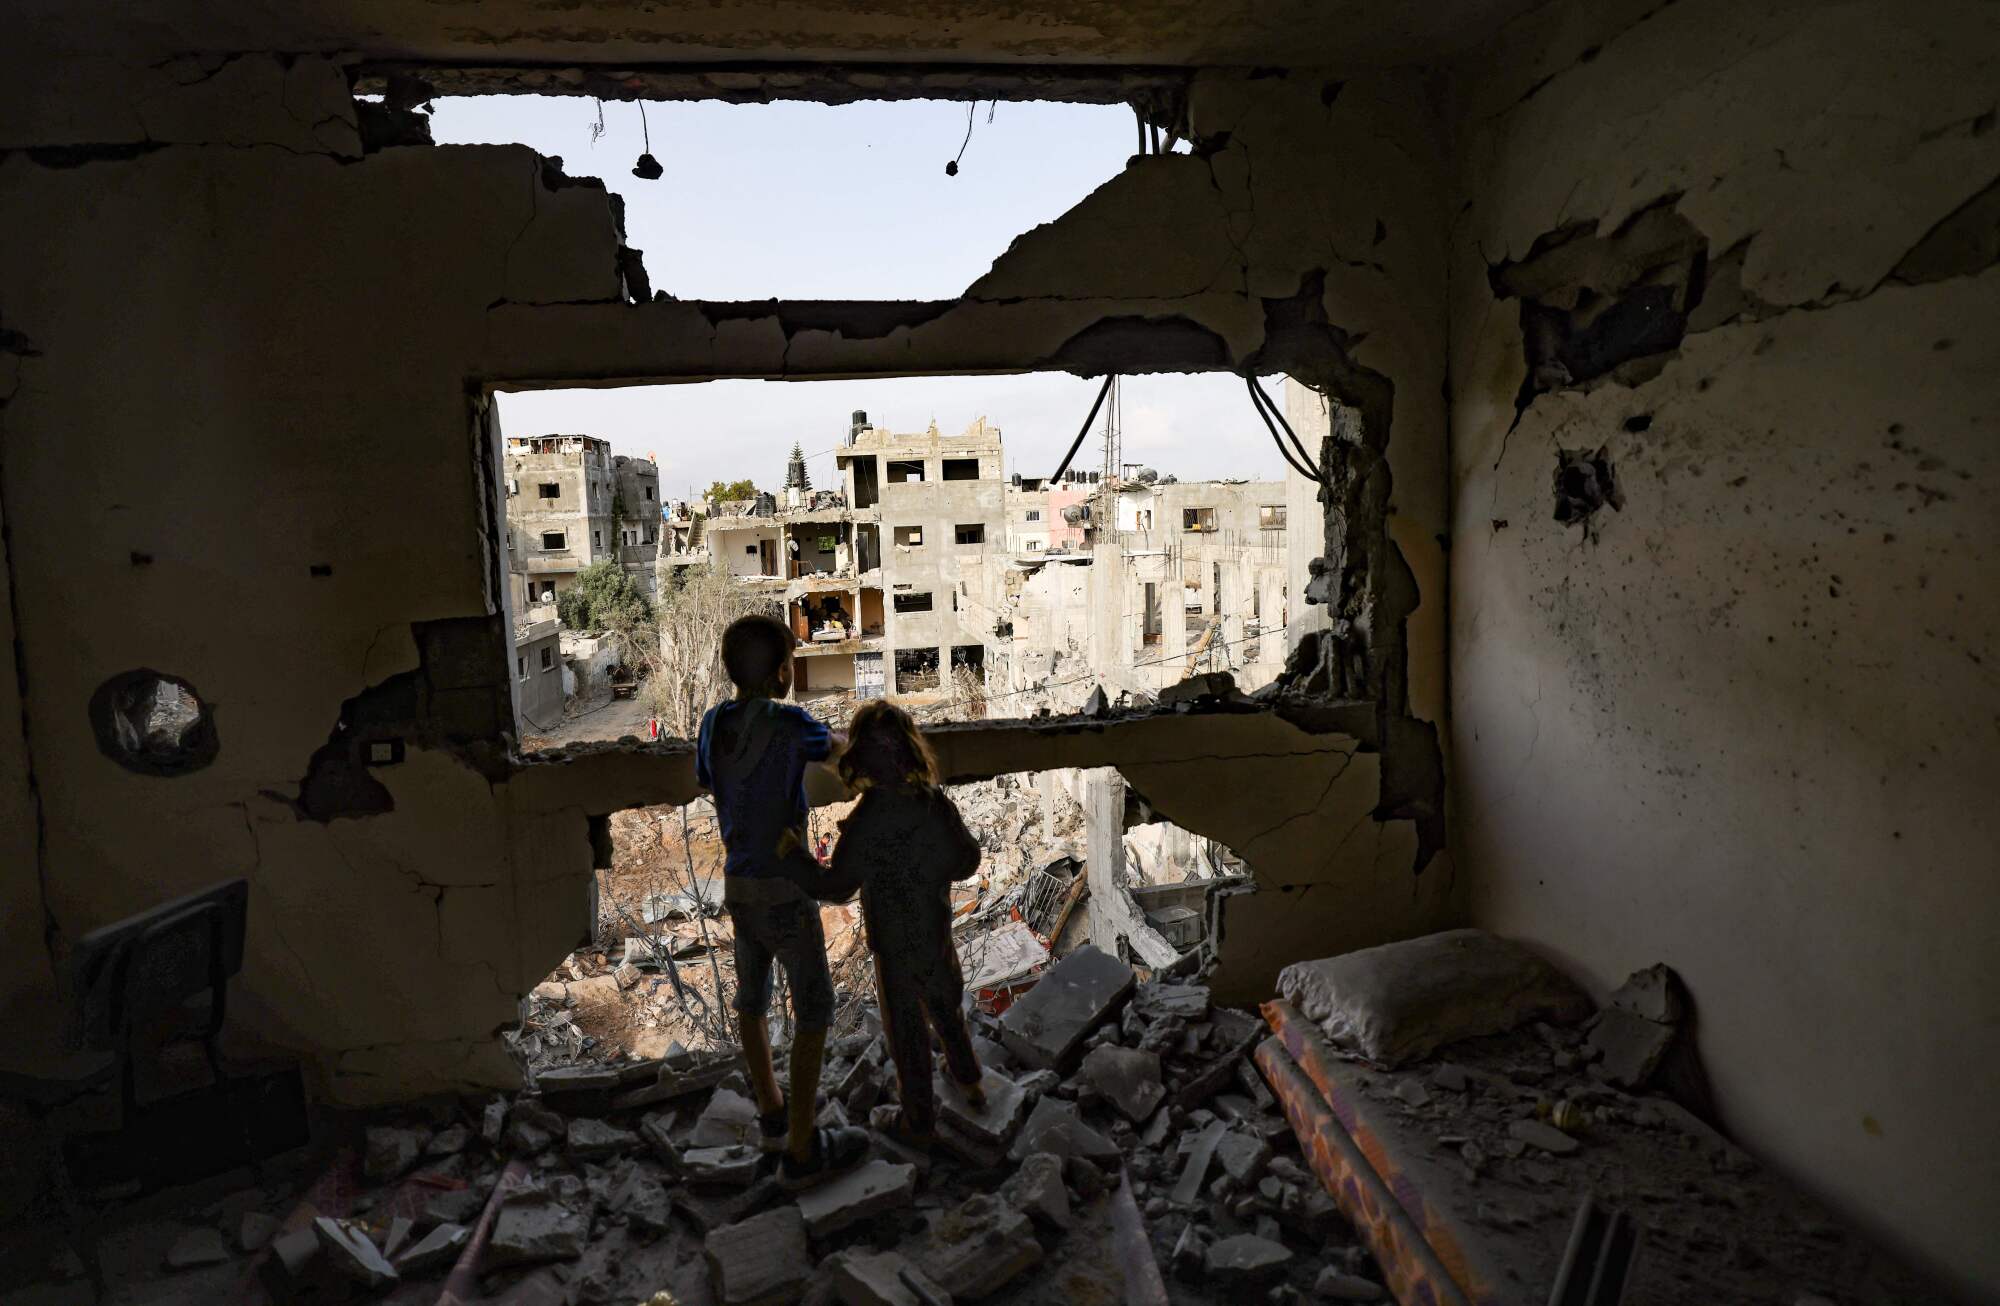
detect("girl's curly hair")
[838,700,938,789]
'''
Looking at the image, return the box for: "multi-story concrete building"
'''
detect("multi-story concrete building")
[503,436,664,610]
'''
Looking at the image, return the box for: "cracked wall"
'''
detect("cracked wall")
[0,55,1454,1103]
[1445,0,2000,1294]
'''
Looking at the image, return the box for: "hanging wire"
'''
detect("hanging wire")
[1049,376,1116,482]
[1245,375,1325,484]
[589,98,606,145]
[1134,106,1149,155]
[639,101,651,153]
[946,101,976,176]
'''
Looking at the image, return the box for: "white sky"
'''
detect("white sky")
[429,96,1288,494]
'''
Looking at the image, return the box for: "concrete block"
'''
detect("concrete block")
[997,945,1135,1072]
[362,1125,429,1181]
[919,1197,1041,1301]
[1133,982,1211,1023]
[795,1160,917,1239]
[1006,1096,1119,1166]
[707,1205,811,1306]
[394,1222,469,1276]
[935,1067,1028,1145]
[1079,1045,1165,1123]
[567,1116,640,1161]
[236,1212,279,1253]
[683,1145,764,1188]
[487,1199,587,1267]
[692,1088,762,1148]
[1215,1130,1272,1185]
[832,1249,953,1306]
[313,1217,399,1288]
[165,1226,231,1268]
[1204,1234,1291,1288]
[1001,1152,1072,1229]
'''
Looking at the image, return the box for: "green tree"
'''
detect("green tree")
[556,561,652,634]
[705,478,759,503]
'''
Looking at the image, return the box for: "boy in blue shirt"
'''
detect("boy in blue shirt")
[696,613,869,1187]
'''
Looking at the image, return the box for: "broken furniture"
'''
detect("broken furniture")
[1256,930,1942,1304]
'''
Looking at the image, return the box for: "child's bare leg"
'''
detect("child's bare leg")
[739,1012,783,1117]
[786,1027,827,1162]
[925,948,984,1105]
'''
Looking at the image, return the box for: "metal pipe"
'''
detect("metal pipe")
[1050,375,1115,482]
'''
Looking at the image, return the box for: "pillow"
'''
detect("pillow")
[1277,928,1592,1066]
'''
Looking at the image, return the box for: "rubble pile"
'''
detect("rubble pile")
[214,948,1387,1305]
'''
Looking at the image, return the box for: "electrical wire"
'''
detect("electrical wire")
[1245,376,1324,484]
[1049,375,1115,482]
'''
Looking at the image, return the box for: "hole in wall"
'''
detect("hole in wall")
[1552,445,1624,534]
[89,670,219,776]
[492,371,1317,749]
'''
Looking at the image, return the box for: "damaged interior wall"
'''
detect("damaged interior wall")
[0,56,1454,1107]
[1445,0,1999,1294]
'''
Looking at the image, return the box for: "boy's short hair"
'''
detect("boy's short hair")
[721,613,792,692]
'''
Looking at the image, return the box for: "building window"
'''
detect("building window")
[894,525,925,548]
[538,581,555,601]
[886,459,925,484]
[1024,509,1042,522]
[745,545,758,556]
[537,483,560,499]
[954,524,985,545]
[894,647,940,692]
[540,646,554,671]
[950,645,985,679]
[1259,504,1286,529]
[540,531,567,550]
[941,457,980,481]
[1183,507,1216,532]
[1142,582,1162,647]
[644,485,655,500]
[893,592,934,614]
[593,530,601,547]
[1023,539,1044,551]
[516,656,526,680]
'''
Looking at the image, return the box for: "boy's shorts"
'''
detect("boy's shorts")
[724,873,836,1029]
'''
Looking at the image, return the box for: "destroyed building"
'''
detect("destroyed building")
[505,435,663,606]
[0,1,1996,1303]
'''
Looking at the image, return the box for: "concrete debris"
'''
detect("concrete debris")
[1171,1222,1210,1279]
[362,1125,429,1180]
[164,1226,231,1269]
[539,1063,626,1094]
[1509,1119,1581,1156]
[1313,1267,1387,1300]
[706,1205,811,1306]
[1008,1096,1120,1166]
[683,1145,764,1188]
[488,1198,589,1267]
[606,1165,676,1237]
[379,1215,414,1260]
[920,1196,1042,1301]
[422,1185,487,1227]
[639,1109,684,1172]
[1171,1120,1229,1205]
[1430,1063,1469,1093]
[236,1212,279,1253]
[265,1226,321,1289]
[997,945,1135,1072]
[1204,1234,1293,1287]
[1393,1079,1431,1109]
[482,1097,508,1146]
[568,1116,641,1160]
[313,1217,400,1288]
[1000,1151,1072,1229]
[426,1123,471,1156]
[795,1160,918,1238]
[394,1222,470,1276]
[1132,981,1210,1023]
[1156,671,1238,706]
[936,1067,1028,1145]
[1214,1130,1273,1185]
[691,1087,762,1148]
[1080,1044,1166,1123]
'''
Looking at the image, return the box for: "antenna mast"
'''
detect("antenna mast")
[1099,376,1122,490]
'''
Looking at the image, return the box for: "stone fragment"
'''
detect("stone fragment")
[1393,1079,1432,1109]
[936,1067,1028,1146]
[1001,1151,1072,1229]
[1080,1045,1165,1123]
[394,1222,469,1277]
[422,1185,487,1227]
[831,1249,951,1306]
[567,1117,640,1161]
[165,1226,231,1269]
[504,1115,557,1156]
[313,1217,399,1289]
[1157,671,1237,706]
[706,1206,811,1306]
[236,1212,279,1253]
[1204,1235,1292,1288]
[1509,1120,1581,1156]
[481,1098,508,1146]
[684,1145,764,1188]
[487,1199,588,1267]
[363,1125,429,1181]
[920,1197,1041,1301]
[1313,1268,1387,1300]
[426,1124,471,1156]
[1586,1009,1676,1089]
[380,1215,414,1260]
[1007,1096,1119,1165]
[1170,1223,1208,1279]
[608,1166,675,1238]
[639,1110,683,1173]
[1235,1059,1277,1111]
[265,1227,321,1287]
[997,945,1135,1072]
[1132,982,1210,1023]
[1430,1064,1469,1093]
[1215,1130,1273,1184]
[538,1063,624,1094]
[1608,963,1685,1025]
[795,1160,917,1239]
[1170,1121,1228,1205]
[692,1088,762,1148]
[1140,1110,1173,1148]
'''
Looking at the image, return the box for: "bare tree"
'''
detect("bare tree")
[608,563,778,739]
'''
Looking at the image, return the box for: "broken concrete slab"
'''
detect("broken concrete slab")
[165,1226,231,1269]
[1205,1234,1292,1288]
[1508,1119,1581,1156]
[567,1116,640,1161]
[538,1063,625,1094]
[482,1098,508,1147]
[613,1053,747,1111]
[706,1205,811,1306]
[920,1196,1041,1301]
[1214,1130,1273,1185]
[1132,981,1210,1024]
[997,945,1135,1072]
[1002,1151,1072,1229]
[691,1088,762,1148]
[1587,1008,1676,1089]
[423,1185,487,1227]
[1007,1095,1120,1165]
[1170,1121,1229,1205]
[683,1145,764,1188]
[795,1160,917,1239]
[639,1109,683,1173]
[379,1215,414,1260]
[362,1125,429,1181]
[313,1217,399,1289]
[831,1248,952,1306]
[426,1123,471,1156]
[936,1067,1028,1146]
[1607,963,1686,1025]
[236,1211,279,1254]
[1157,671,1238,706]
[487,1199,588,1267]
[1080,1045,1166,1123]
[1313,1267,1387,1300]
[394,1222,470,1277]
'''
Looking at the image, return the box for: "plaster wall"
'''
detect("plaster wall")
[1445,1,2000,1293]
[0,56,1454,1104]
